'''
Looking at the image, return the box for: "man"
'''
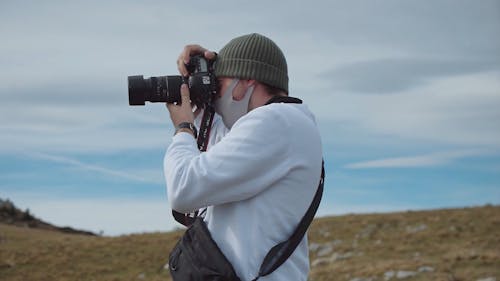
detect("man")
[164,33,323,280]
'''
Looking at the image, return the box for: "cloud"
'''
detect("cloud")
[311,71,500,147]
[30,152,163,184]
[1,0,499,155]
[277,0,500,59]
[0,95,173,153]
[324,57,500,93]
[344,149,490,169]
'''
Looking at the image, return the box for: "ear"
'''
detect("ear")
[245,79,257,88]
[233,79,256,101]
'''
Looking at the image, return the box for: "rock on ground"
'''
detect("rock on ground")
[476,278,496,281]
[396,271,417,279]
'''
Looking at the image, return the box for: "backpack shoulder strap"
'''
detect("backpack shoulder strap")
[254,96,324,280]
[254,161,324,280]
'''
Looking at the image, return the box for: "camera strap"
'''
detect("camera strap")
[254,160,324,280]
[172,105,216,226]
[197,105,216,152]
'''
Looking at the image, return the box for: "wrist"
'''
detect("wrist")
[175,122,198,138]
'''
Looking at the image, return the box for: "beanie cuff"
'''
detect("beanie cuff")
[215,58,288,93]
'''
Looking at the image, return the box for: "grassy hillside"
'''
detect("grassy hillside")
[1,205,498,281]
[0,198,96,236]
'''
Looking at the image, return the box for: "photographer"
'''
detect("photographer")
[164,33,323,280]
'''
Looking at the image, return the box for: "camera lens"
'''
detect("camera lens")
[128,75,184,105]
[128,75,146,106]
[127,55,213,106]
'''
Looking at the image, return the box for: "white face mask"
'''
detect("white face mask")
[214,78,254,129]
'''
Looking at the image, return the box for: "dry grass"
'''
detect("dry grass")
[308,205,500,281]
[0,225,182,281]
[1,205,499,281]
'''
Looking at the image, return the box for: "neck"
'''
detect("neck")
[248,84,287,111]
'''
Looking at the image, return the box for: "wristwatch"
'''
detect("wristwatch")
[175,122,198,138]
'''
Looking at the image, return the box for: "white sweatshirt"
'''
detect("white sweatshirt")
[164,102,323,281]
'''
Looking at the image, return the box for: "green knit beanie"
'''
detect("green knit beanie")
[215,33,289,93]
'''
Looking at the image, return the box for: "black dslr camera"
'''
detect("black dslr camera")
[128,56,217,107]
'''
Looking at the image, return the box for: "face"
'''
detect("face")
[214,77,256,129]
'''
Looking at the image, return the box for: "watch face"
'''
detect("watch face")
[176,122,197,138]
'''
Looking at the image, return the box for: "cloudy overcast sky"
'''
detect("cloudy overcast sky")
[1,0,499,235]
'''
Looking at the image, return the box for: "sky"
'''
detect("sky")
[1,0,499,236]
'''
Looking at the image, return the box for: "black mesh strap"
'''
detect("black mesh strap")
[254,161,324,280]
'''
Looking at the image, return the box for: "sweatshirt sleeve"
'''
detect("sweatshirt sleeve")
[164,107,291,213]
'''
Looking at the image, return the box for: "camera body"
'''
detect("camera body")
[128,56,217,107]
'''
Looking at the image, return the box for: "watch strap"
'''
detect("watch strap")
[175,122,198,138]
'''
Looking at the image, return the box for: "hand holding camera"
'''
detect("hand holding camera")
[177,45,217,77]
[166,83,195,130]
[128,45,218,141]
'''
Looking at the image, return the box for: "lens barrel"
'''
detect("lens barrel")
[128,75,183,106]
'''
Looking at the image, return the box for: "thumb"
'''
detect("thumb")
[180,83,191,106]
